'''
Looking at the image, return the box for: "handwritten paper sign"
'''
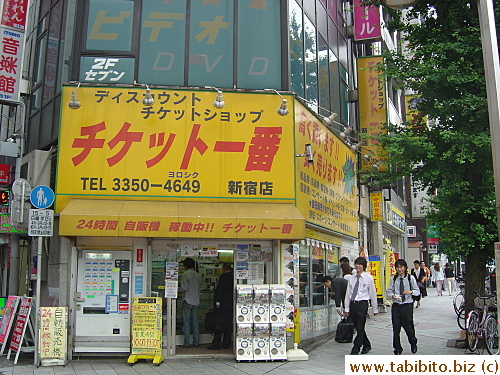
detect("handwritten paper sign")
[39,307,68,360]
[130,297,162,356]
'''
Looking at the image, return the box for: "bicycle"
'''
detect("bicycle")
[465,292,498,355]
[457,305,466,330]
[454,284,465,315]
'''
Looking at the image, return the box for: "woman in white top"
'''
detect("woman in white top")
[432,263,445,296]
[341,263,353,281]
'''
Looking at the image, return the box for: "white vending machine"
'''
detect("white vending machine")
[269,323,287,360]
[236,323,253,361]
[269,284,287,323]
[252,285,270,323]
[253,323,270,360]
[236,285,254,323]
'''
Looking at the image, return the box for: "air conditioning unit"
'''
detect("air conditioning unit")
[21,150,50,187]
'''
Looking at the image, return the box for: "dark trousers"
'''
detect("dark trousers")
[392,302,417,353]
[350,300,370,352]
[211,309,232,349]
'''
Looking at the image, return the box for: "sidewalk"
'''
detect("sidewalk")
[0,290,464,375]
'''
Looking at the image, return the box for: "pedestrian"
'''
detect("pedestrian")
[432,263,445,296]
[387,259,419,355]
[411,260,426,307]
[444,263,455,295]
[344,257,378,355]
[340,256,354,274]
[180,257,201,348]
[208,263,234,350]
[420,261,431,288]
[341,262,353,281]
[323,275,348,315]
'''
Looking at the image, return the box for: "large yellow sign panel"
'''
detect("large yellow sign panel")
[56,87,295,212]
[294,101,358,238]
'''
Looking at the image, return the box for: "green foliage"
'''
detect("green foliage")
[362,0,499,262]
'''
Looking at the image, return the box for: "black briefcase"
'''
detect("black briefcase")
[335,317,354,343]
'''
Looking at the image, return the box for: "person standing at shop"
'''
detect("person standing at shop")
[181,257,201,348]
[387,259,420,355]
[208,263,234,350]
[344,257,378,355]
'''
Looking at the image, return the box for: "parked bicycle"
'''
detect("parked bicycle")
[454,284,465,315]
[466,292,498,355]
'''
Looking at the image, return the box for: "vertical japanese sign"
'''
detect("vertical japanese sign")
[0,0,28,101]
[39,307,68,360]
[370,192,383,221]
[130,297,162,356]
[0,296,19,353]
[164,262,178,299]
[353,0,381,42]
[368,255,383,298]
[385,250,396,294]
[281,243,298,329]
[358,56,387,171]
[56,87,295,212]
[8,297,32,357]
[294,100,358,238]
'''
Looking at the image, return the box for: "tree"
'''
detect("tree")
[360,0,500,308]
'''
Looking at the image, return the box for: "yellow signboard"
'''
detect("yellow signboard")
[56,87,295,212]
[130,297,162,355]
[305,227,342,246]
[405,95,427,127]
[357,56,388,171]
[294,101,358,238]
[368,256,383,298]
[39,307,68,360]
[370,192,383,221]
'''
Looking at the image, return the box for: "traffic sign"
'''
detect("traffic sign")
[28,209,53,237]
[30,186,54,209]
[12,178,31,200]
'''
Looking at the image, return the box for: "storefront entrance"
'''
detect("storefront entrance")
[150,239,273,355]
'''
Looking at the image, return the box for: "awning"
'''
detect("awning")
[59,200,305,240]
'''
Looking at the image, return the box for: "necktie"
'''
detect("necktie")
[351,275,361,301]
[400,277,405,303]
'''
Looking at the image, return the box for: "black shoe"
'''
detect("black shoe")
[361,347,371,354]
[394,351,402,355]
[207,346,221,350]
[222,345,230,349]
[411,345,417,353]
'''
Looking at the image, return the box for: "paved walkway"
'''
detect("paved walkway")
[0,288,466,375]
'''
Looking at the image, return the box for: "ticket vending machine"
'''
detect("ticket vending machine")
[74,250,132,353]
[236,285,254,323]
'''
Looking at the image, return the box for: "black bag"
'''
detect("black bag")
[335,317,354,343]
[204,309,230,334]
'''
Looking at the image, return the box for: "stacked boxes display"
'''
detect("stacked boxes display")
[235,284,287,362]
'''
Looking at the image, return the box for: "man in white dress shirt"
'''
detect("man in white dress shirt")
[344,257,378,355]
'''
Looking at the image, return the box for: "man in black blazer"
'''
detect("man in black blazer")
[208,263,234,350]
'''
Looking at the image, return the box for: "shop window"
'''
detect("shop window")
[299,242,310,308]
[311,245,326,306]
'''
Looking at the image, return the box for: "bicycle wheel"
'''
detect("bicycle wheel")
[466,311,480,352]
[457,306,466,330]
[485,314,499,355]
[454,292,465,315]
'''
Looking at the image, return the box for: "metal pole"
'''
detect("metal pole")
[476,0,500,350]
[34,236,42,366]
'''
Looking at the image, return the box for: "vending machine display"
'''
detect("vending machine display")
[236,285,254,323]
[236,324,253,361]
[269,323,287,360]
[269,285,286,323]
[252,285,270,323]
[253,323,270,360]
